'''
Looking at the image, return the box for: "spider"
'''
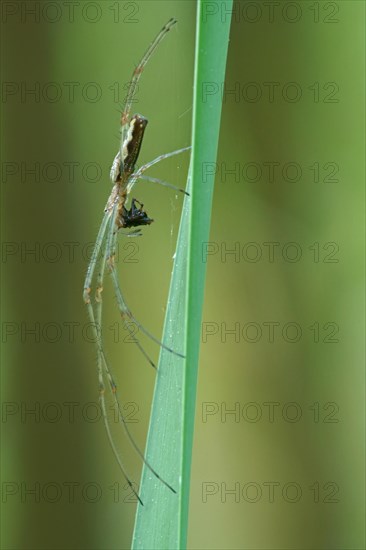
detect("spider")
[82,18,190,505]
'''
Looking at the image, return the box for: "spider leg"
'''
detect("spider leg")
[83,205,142,499]
[120,18,177,151]
[124,228,144,237]
[84,286,144,505]
[92,226,176,496]
[107,364,177,495]
[127,146,191,194]
[106,207,159,367]
[83,210,111,305]
[105,204,185,358]
[136,174,190,195]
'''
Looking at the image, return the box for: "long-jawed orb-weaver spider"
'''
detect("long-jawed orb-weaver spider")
[83,18,190,506]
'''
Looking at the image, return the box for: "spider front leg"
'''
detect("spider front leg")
[120,18,177,149]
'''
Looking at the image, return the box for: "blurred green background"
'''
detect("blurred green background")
[1,1,364,549]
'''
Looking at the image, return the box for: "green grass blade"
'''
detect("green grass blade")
[132,3,233,548]
[180,1,233,546]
